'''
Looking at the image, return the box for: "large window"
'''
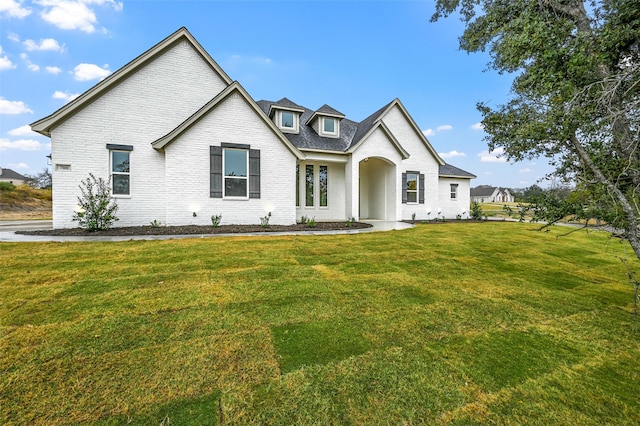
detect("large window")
[223,148,248,198]
[406,172,418,203]
[305,165,314,207]
[210,144,260,199]
[111,150,130,195]
[402,171,424,204]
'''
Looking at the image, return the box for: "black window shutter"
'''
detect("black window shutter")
[249,149,260,199]
[401,173,407,204]
[210,146,222,198]
[419,173,425,204]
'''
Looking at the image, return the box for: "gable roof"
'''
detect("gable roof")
[31,27,232,137]
[0,168,27,180]
[470,185,499,196]
[152,82,304,159]
[439,164,476,179]
[267,98,305,115]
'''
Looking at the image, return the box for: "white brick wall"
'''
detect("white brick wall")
[164,93,297,226]
[438,177,472,219]
[50,41,229,228]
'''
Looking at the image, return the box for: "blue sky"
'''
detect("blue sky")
[0,0,551,188]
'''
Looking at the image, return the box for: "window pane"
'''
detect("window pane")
[112,151,129,173]
[406,173,417,190]
[407,192,417,203]
[225,177,247,197]
[323,117,335,133]
[224,149,247,177]
[319,165,328,207]
[305,165,314,207]
[112,174,130,195]
[282,112,294,128]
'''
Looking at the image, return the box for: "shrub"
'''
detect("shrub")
[260,215,270,228]
[470,201,483,220]
[307,217,317,228]
[211,214,222,227]
[0,181,16,191]
[346,216,356,227]
[150,219,161,228]
[72,173,119,231]
[299,215,309,224]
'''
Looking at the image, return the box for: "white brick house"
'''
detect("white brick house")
[31,28,475,229]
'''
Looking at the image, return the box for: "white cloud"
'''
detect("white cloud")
[422,129,434,137]
[519,180,529,185]
[0,138,44,151]
[0,47,16,70]
[24,38,64,52]
[439,150,466,159]
[36,0,123,33]
[73,63,110,81]
[8,125,37,136]
[28,63,40,71]
[0,97,33,114]
[9,162,30,170]
[0,0,32,18]
[45,65,62,74]
[519,168,532,173]
[478,147,507,163]
[471,122,484,131]
[436,124,453,132]
[52,90,79,102]
[483,171,492,175]
[8,32,21,42]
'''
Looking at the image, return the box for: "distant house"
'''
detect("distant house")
[470,185,514,203]
[0,168,27,186]
[31,27,476,229]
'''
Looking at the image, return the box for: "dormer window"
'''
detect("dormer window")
[281,111,294,129]
[322,117,336,135]
[276,110,299,133]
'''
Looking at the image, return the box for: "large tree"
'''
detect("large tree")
[432,0,639,260]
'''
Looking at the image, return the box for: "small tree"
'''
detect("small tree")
[72,173,119,231]
[470,200,483,220]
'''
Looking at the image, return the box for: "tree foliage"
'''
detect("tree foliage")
[432,0,640,260]
[72,173,119,231]
[24,168,52,190]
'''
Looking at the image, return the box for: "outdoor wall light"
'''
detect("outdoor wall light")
[193,212,197,217]
[268,211,272,217]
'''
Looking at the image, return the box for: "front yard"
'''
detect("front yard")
[1,222,639,424]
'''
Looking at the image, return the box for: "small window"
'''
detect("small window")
[111,151,130,195]
[323,117,335,134]
[450,183,458,200]
[224,148,248,198]
[406,173,418,203]
[281,111,294,128]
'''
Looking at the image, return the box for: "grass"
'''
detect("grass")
[0,184,52,220]
[1,222,639,425]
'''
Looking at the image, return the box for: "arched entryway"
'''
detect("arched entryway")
[358,157,396,220]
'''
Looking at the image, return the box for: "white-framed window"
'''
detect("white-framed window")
[279,110,298,132]
[450,183,458,200]
[406,172,418,203]
[111,150,130,196]
[305,164,314,207]
[302,164,329,208]
[323,117,336,133]
[223,148,248,198]
[319,165,328,207]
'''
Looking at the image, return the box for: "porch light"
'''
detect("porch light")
[193,212,197,217]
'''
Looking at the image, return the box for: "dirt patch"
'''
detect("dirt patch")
[18,221,373,237]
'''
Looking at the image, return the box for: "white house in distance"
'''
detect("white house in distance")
[31,28,475,229]
[0,168,27,186]
[470,185,515,203]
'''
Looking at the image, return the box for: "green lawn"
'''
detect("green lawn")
[1,222,639,425]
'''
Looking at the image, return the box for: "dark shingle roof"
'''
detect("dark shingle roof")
[314,104,345,117]
[0,168,27,180]
[439,164,476,179]
[470,185,498,196]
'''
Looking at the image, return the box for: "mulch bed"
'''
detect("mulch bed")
[18,221,373,237]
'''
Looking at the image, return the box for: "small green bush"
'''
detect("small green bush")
[0,181,16,191]
[470,201,483,220]
[72,173,119,231]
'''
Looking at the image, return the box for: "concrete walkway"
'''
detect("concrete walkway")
[0,220,414,242]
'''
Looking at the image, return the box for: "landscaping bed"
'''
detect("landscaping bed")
[18,221,372,237]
